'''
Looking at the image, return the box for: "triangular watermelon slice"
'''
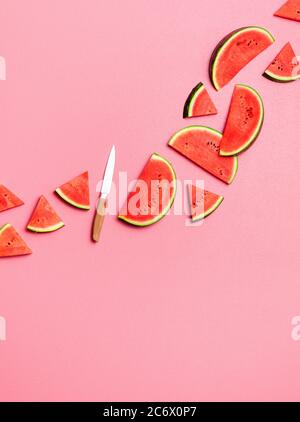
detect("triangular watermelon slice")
[183,83,217,118]
[274,0,300,22]
[0,185,24,212]
[27,196,65,233]
[55,172,90,210]
[0,224,32,257]
[263,42,300,82]
[188,185,224,222]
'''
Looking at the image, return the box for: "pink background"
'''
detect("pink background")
[1,0,300,402]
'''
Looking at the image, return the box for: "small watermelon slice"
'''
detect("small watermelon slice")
[118,153,176,227]
[168,126,238,184]
[0,224,32,257]
[220,84,264,157]
[183,82,217,118]
[210,26,275,90]
[55,172,90,210]
[27,196,64,233]
[274,0,300,22]
[0,185,24,212]
[188,185,224,222]
[263,42,300,83]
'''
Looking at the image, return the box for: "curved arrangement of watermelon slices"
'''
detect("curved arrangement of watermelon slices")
[220,84,264,156]
[274,0,300,22]
[168,126,238,184]
[0,224,32,257]
[27,196,65,233]
[0,185,24,213]
[183,83,217,118]
[188,184,223,222]
[263,42,300,83]
[118,153,176,227]
[209,26,275,91]
[55,172,90,210]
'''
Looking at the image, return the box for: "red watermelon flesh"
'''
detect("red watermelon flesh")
[210,26,275,90]
[55,172,90,210]
[220,84,264,156]
[274,0,300,22]
[263,42,300,82]
[27,196,64,233]
[188,185,224,222]
[118,153,176,227]
[183,83,217,118]
[168,126,238,184]
[0,224,32,257]
[0,185,24,212]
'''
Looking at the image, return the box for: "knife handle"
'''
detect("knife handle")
[92,197,107,242]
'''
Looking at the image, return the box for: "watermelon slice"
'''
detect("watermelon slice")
[0,224,32,257]
[274,0,300,22]
[55,172,90,210]
[263,42,300,82]
[209,26,275,90]
[0,185,24,212]
[183,82,217,118]
[220,84,264,156]
[188,185,224,222]
[27,196,65,233]
[118,153,176,227]
[168,126,238,184]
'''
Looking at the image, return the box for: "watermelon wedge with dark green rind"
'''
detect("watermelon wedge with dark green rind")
[274,0,300,22]
[55,172,90,210]
[168,126,238,184]
[220,84,264,157]
[27,196,65,233]
[183,83,217,118]
[0,224,32,257]
[118,153,176,227]
[0,185,24,212]
[263,42,300,83]
[188,184,224,222]
[209,26,275,90]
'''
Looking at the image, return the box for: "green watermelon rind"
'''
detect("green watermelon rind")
[27,221,65,233]
[220,84,264,157]
[55,188,90,210]
[209,26,275,91]
[191,194,224,222]
[0,223,10,235]
[263,70,300,83]
[168,126,239,185]
[183,82,217,118]
[118,153,177,227]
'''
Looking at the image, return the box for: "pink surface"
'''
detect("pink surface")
[0,0,300,402]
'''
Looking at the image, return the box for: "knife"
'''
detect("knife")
[92,145,116,242]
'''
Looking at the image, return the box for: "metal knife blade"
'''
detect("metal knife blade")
[99,145,116,201]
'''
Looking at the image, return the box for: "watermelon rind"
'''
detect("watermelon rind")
[220,84,264,157]
[183,83,205,118]
[55,188,90,210]
[27,221,65,233]
[210,26,275,91]
[169,126,239,185]
[263,69,300,83]
[118,153,177,227]
[191,195,224,222]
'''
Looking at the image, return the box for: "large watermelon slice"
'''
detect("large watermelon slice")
[188,184,224,222]
[0,185,24,212]
[220,84,264,156]
[263,42,300,83]
[274,0,300,22]
[183,82,217,118]
[168,126,238,184]
[55,172,90,210]
[27,196,65,233]
[209,26,275,90]
[0,224,32,257]
[118,153,176,227]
